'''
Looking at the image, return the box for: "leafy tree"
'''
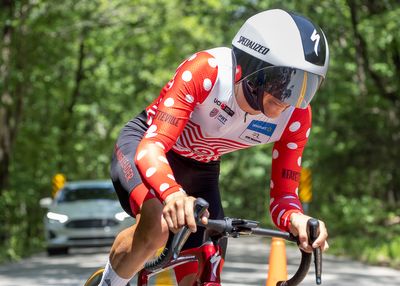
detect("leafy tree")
[0,0,399,267]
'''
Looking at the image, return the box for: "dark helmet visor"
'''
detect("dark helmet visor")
[245,66,324,109]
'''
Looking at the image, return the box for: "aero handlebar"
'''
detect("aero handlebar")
[144,198,322,286]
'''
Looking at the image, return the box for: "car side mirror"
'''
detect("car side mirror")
[40,197,53,208]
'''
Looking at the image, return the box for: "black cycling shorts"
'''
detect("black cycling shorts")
[110,110,225,249]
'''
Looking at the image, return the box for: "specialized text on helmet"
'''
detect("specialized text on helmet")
[237,36,270,55]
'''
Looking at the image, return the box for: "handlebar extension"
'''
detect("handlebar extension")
[144,198,322,286]
[144,198,208,271]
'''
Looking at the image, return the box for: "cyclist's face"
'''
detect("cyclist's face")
[262,93,290,118]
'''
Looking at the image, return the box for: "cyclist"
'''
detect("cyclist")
[97,9,329,286]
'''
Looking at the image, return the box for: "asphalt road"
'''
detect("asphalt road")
[0,237,399,286]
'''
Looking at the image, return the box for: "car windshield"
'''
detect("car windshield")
[56,186,117,203]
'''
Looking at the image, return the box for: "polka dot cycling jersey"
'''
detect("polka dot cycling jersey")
[134,47,311,231]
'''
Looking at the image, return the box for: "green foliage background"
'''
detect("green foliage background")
[1,0,399,267]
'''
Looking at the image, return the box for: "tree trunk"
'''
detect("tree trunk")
[347,0,398,103]
[0,0,30,193]
[0,0,14,193]
[57,32,86,171]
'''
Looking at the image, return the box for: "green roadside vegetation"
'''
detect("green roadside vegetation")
[1,0,399,268]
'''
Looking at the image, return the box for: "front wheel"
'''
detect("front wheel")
[84,268,132,286]
[84,268,104,286]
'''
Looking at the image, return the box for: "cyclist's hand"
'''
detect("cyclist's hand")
[163,191,209,233]
[289,213,329,253]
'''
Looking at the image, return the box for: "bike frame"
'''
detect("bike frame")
[84,199,321,286]
[136,199,321,286]
[137,241,224,286]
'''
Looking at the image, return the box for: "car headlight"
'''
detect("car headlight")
[46,212,69,223]
[115,211,130,221]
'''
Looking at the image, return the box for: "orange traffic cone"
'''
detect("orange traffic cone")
[266,237,288,286]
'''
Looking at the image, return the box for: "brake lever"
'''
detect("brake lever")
[193,197,209,222]
[308,218,322,285]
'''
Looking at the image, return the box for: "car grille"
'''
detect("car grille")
[68,236,115,241]
[65,219,119,229]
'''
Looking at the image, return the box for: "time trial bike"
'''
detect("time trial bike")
[84,198,322,286]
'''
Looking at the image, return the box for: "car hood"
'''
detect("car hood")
[49,200,124,219]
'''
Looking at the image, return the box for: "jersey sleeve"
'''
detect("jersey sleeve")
[135,52,218,201]
[269,106,312,231]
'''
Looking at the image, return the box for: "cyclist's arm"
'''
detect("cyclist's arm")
[269,106,311,232]
[134,51,218,202]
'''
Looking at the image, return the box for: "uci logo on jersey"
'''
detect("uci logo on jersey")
[247,120,276,136]
[213,98,235,116]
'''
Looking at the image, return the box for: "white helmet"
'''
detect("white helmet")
[232,9,329,111]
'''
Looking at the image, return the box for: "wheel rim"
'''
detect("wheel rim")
[84,268,104,286]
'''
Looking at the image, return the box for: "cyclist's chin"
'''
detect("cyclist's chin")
[263,110,282,118]
[262,105,289,118]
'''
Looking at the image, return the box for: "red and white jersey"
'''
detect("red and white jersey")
[135,47,311,231]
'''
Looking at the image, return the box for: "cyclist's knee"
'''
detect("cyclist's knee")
[136,225,169,251]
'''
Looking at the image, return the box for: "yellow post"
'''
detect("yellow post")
[154,270,175,285]
[52,173,66,197]
[299,167,312,214]
[299,167,312,203]
[153,247,175,285]
[266,237,288,286]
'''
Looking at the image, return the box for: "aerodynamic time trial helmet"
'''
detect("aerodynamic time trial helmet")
[232,9,329,111]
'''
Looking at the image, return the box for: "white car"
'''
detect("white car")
[40,180,134,255]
